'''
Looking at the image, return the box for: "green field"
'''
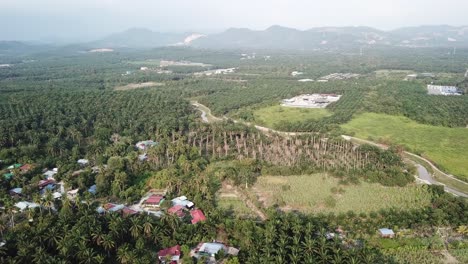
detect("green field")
[253,105,331,128]
[342,112,468,180]
[217,197,256,218]
[253,174,432,214]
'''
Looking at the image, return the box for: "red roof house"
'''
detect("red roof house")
[38,179,55,188]
[143,194,165,207]
[168,205,185,218]
[122,207,138,216]
[158,245,181,263]
[20,164,33,173]
[190,209,206,224]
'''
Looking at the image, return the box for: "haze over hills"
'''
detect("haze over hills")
[2,25,468,54]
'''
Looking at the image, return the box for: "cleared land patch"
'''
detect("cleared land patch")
[217,184,256,218]
[252,174,432,214]
[114,82,164,91]
[253,105,332,128]
[342,113,468,180]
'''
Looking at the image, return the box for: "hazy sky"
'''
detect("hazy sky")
[1,0,467,42]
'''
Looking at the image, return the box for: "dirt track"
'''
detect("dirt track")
[192,101,468,198]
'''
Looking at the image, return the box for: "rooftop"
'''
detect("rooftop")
[145,194,165,205]
[190,209,207,224]
[378,228,395,235]
[158,245,181,260]
[198,242,227,256]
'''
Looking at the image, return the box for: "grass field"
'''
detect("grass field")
[217,197,256,218]
[342,113,468,180]
[253,105,331,128]
[253,174,432,214]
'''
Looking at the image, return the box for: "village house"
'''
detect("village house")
[19,164,33,173]
[171,196,194,209]
[143,194,165,208]
[15,201,40,212]
[43,168,58,179]
[38,179,56,190]
[168,205,185,218]
[9,188,22,197]
[190,209,206,224]
[378,228,395,238]
[67,189,79,199]
[158,245,181,264]
[135,140,158,150]
[77,159,89,166]
[7,163,22,170]
[88,185,97,195]
[191,241,239,261]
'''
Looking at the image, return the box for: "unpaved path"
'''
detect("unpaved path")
[192,101,468,197]
[233,188,267,221]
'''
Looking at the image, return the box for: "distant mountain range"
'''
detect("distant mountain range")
[2,25,468,54]
[89,25,468,50]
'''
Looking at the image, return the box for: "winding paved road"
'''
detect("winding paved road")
[192,101,468,198]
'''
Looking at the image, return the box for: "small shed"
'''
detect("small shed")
[378,228,395,238]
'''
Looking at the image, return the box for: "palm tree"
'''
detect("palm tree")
[101,234,115,257]
[79,248,98,264]
[91,227,104,246]
[129,217,142,239]
[142,216,153,237]
[117,243,133,264]
[456,225,468,236]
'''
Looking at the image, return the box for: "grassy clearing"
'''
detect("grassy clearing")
[253,174,432,214]
[114,82,164,91]
[253,104,331,128]
[449,248,468,263]
[342,113,468,181]
[217,197,256,218]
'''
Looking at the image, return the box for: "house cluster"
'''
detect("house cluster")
[281,93,342,108]
[318,73,360,81]
[167,196,206,224]
[160,60,212,67]
[298,78,314,82]
[291,71,304,77]
[2,163,32,180]
[135,140,158,161]
[194,68,236,76]
[427,85,462,96]
[9,159,96,212]
[157,241,239,264]
[96,192,207,225]
[240,53,256,60]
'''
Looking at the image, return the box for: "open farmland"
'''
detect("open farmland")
[342,112,468,180]
[253,105,332,128]
[252,174,432,214]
